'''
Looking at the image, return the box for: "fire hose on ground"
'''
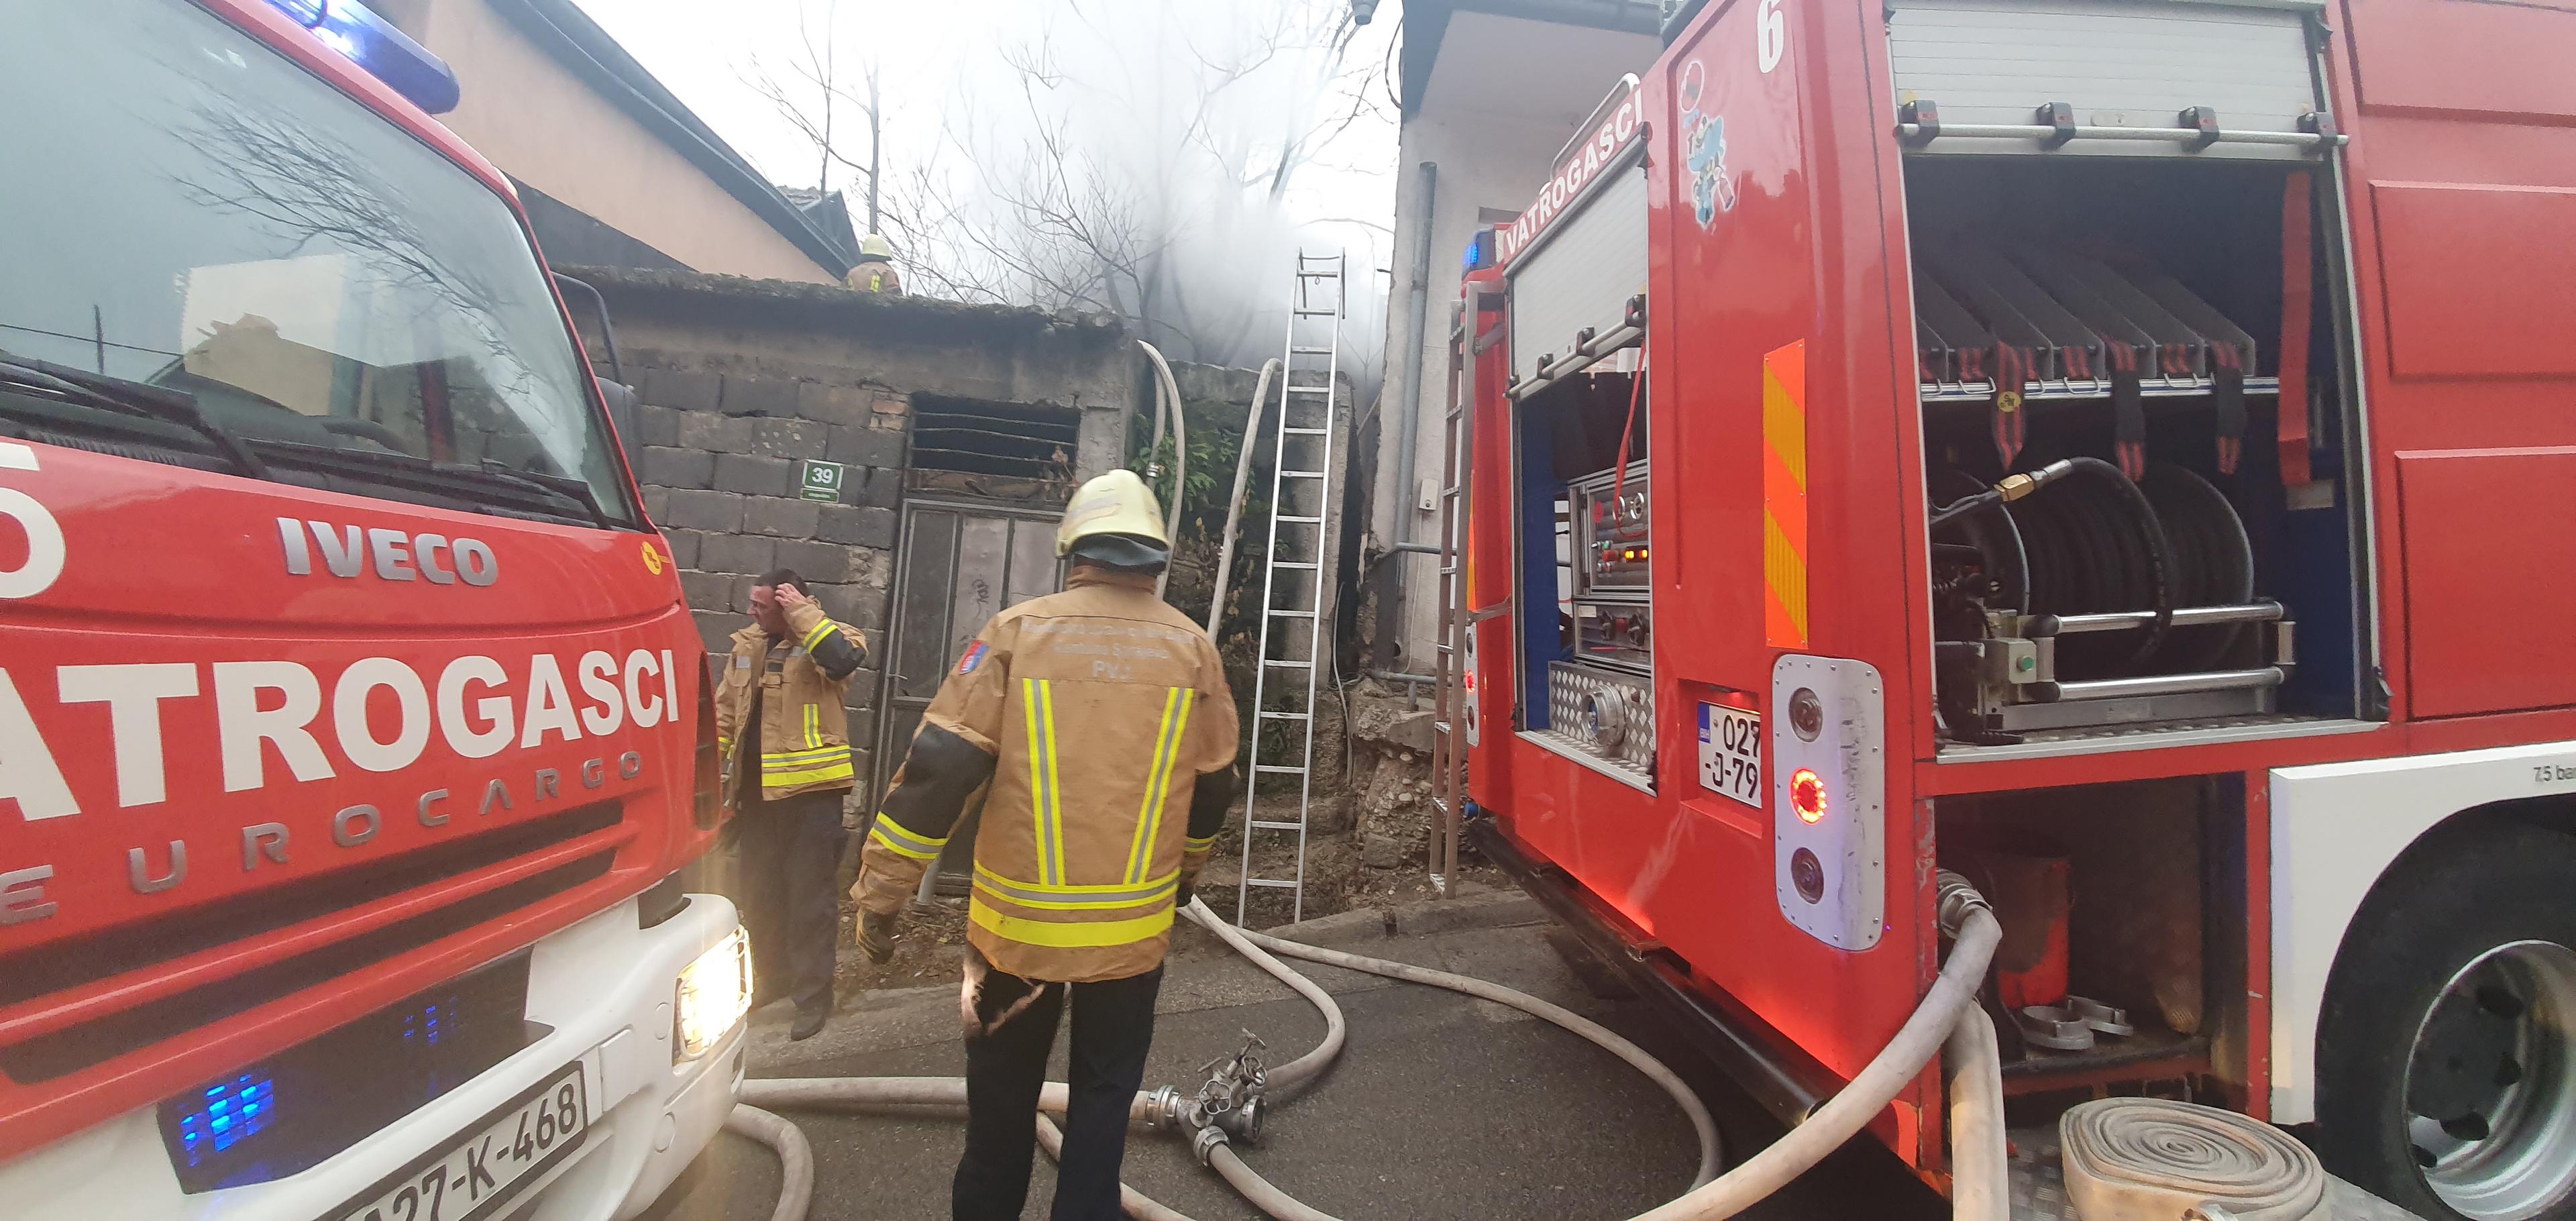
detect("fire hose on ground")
[727,873,2006,1221]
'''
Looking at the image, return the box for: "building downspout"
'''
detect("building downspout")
[1376,160,1439,672]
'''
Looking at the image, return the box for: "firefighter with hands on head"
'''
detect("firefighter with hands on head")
[852,469,1241,1221]
[716,568,869,1042]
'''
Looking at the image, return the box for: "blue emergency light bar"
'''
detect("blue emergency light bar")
[263,0,462,115]
[1464,225,1499,272]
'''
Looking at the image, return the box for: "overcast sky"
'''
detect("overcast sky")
[568,0,1403,286]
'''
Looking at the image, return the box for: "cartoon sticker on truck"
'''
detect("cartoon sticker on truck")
[1678,60,1735,226]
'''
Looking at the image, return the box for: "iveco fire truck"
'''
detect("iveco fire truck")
[1441,0,2576,1216]
[0,3,745,1218]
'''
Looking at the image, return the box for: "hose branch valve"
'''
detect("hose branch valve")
[1159,1030,1269,1146]
[1935,869,1995,940]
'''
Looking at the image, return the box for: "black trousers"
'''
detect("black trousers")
[953,954,1164,1221]
[733,789,849,1016]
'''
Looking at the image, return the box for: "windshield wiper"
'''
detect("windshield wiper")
[483,461,614,528]
[250,439,615,530]
[0,352,271,480]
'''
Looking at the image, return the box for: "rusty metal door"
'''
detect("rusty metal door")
[872,498,1061,886]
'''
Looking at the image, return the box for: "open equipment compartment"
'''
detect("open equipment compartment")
[1891,0,2371,751]
[1502,127,1657,789]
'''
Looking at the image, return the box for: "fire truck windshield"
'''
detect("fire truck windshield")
[0,0,637,527]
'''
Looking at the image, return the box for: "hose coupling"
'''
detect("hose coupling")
[1139,1085,1191,1132]
[1935,869,1993,938]
[1191,1124,1232,1166]
[1214,1094,1265,1144]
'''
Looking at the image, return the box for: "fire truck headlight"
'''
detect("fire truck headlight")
[675,927,752,1060]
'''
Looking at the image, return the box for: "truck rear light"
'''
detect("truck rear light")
[693,674,721,830]
[1772,657,1886,950]
[1790,768,1827,822]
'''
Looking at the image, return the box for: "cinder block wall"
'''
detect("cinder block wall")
[566,266,1144,798]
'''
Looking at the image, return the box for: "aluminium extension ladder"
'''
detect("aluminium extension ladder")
[1236,251,1346,924]
[1426,290,1479,894]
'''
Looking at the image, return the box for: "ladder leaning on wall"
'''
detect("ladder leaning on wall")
[1236,251,1346,924]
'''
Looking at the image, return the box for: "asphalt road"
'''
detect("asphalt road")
[639,892,1943,1221]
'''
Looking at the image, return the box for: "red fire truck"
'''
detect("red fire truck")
[0,2,745,1218]
[1443,0,2576,1216]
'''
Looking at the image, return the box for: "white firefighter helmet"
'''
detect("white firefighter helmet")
[856,232,896,263]
[1057,469,1170,566]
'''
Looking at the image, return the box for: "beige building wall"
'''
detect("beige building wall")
[1374,13,1659,670]
[386,0,837,284]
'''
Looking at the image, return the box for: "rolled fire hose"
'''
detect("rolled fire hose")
[734,878,2006,1221]
[1205,358,1281,636]
[2059,1098,2326,1221]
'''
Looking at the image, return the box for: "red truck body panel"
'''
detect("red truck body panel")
[1462,0,2576,1166]
[0,0,708,1159]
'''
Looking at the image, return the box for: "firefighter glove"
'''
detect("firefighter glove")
[858,909,899,965]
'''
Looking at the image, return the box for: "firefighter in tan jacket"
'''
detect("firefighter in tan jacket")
[716,568,867,1041]
[853,470,1238,1221]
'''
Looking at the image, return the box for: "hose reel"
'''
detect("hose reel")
[1930,458,2290,739]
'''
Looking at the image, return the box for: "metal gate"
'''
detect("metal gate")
[872,497,1063,888]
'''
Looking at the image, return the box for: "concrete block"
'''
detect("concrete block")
[844,704,878,746]
[743,496,822,539]
[640,368,721,413]
[751,417,830,458]
[694,609,753,653]
[722,375,799,418]
[629,404,682,447]
[636,445,714,490]
[796,381,873,427]
[676,569,735,613]
[826,423,906,468]
[639,484,671,521]
[873,391,910,418]
[811,580,888,630]
[816,504,898,549]
[676,411,751,452]
[712,453,793,498]
[657,528,703,570]
[847,746,874,792]
[773,537,851,584]
[663,488,743,533]
[857,467,904,509]
[847,545,894,592]
[698,533,775,578]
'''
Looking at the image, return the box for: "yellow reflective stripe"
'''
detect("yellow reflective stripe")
[1184,835,1217,851]
[973,875,1177,912]
[762,759,856,787]
[763,743,847,764]
[871,814,947,857]
[1123,688,1182,884]
[804,704,822,748]
[1038,680,1065,885]
[970,898,1175,949]
[800,618,838,652]
[975,861,1177,898]
[1132,688,1191,882]
[868,823,942,861]
[1022,678,1053,885]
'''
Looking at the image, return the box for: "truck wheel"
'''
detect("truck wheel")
[2318,822,2576,1221]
